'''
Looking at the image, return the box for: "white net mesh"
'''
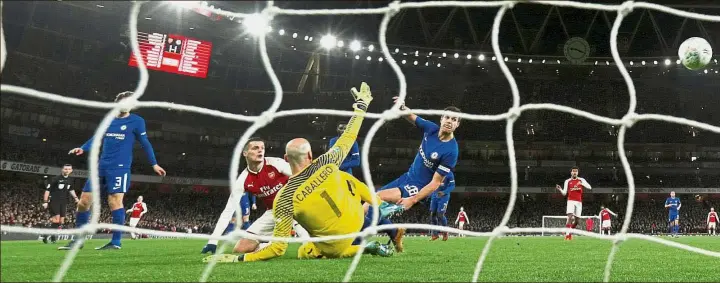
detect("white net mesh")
[542,216,600,236]
[2,1,720,282]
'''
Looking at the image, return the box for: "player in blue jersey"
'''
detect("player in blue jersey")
[664,191,682,238]
[364,97,460,252]
[429,172,455,241]
[328,122,361,174]
[223,192,256,235]
[59,91,166,250]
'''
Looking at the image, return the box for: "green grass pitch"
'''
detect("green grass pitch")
[2,236,719,282]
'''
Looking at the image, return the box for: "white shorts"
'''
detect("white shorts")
[129,217,140,227]
[566,200,582,216]
[709,222,716,229]
[246,210,308,240]
[458,221,465,229]
[602,220,611,228]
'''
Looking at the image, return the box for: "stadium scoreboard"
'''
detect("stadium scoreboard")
[128,32,212,78]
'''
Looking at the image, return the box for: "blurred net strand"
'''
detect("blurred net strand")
[0,0,719,282]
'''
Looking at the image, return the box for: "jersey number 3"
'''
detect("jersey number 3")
[320,191,342,218]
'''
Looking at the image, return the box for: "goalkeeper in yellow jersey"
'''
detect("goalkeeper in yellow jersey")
[204,82,399,263]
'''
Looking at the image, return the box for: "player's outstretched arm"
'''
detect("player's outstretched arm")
[556,180,569,196]
[321,82,373,167]
[339,142,361,171]
[68,189,79,203]
[134,117,166,176]
[398,173,445,210]
[392,96,418,125]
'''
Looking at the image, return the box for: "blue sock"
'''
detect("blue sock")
[111,208,125,246]
[75,211,90,228]
[366,208,398,241]
[429,213,437,236]
[241,221,251,230]
[440,214,448,227]
[353,216,373,245]
[223,223,236,235]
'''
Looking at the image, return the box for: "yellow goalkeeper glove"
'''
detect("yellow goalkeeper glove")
[350,82,373,112]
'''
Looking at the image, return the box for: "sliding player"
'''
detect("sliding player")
[555,166,591,241]
[204,82,397,263]
[60,91,166,250]
[598,205,617,235]
[366,97,460,251]
[126,196,148,240]
[201,138,309,255]
[42,164,79,244]
[664,191,681,238]
[328,122,360,174]
[429,172,455,241]
[455,207,469,237]
[708,208,718,236]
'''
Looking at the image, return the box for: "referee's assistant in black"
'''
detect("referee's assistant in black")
[42,164,79,243]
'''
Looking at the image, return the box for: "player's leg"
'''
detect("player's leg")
[362,176,406,251]
[564,201,574,239]
[233,210,274,253]
[438,197,449,240]
[458,221,465,237]
[224,218,237,235]
[429,198,438,240]
[97,169,131,249]
[128,217,140,239]
[59,178,98,250]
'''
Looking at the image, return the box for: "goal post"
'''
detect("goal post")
[542,215,601,236]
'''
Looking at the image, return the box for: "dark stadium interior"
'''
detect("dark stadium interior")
[1,1,719,235]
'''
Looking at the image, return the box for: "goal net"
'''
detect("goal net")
[542,216,600,236]
[1,1,720,283]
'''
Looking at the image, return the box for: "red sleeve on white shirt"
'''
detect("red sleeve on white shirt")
[266,157,292,176]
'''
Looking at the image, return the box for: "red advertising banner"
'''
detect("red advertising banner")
[128,32,212,78]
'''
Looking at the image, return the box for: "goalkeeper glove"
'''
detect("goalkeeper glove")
[350,82,373,112]
[201,244,217,254]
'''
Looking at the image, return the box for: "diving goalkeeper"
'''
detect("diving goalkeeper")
[205,82,398,263]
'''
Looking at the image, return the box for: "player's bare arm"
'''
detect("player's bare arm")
[397,173,445,210]
[392,96,418,124]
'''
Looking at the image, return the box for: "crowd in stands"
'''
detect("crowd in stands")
[3,176,717,237]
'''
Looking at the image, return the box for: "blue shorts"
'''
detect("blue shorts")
[379,173,426,198]
[82,168,131,194]
[668,213,679,222]
[239,195,251,217]
[429,194,450,214]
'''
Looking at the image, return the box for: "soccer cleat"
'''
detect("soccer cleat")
[95,243,121,250]
[58,241,83,250]
[201,244,217,254]
[442,232,449,241]
[42,236,49,244]
[364,241,393,257]
[430,234,439,241]
[392,228,406,253]
[203,254,240,263]
[379,202,405,219]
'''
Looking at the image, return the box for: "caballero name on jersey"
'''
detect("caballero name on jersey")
[296,166,334,202]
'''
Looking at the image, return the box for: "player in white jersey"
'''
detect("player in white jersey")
[555,166,591,240]
[707,207,718,235]
[201,138,309,255]
[126,196,148,239]
[598,205,617,235]
[455,207,469,237]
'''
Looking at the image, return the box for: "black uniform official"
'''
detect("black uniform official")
[45,175,74,217]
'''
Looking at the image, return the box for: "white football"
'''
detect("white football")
[678,37,713,70]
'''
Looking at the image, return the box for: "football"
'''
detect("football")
[677,37,713,70]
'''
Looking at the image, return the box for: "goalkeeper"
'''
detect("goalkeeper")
[205,82,397,263]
